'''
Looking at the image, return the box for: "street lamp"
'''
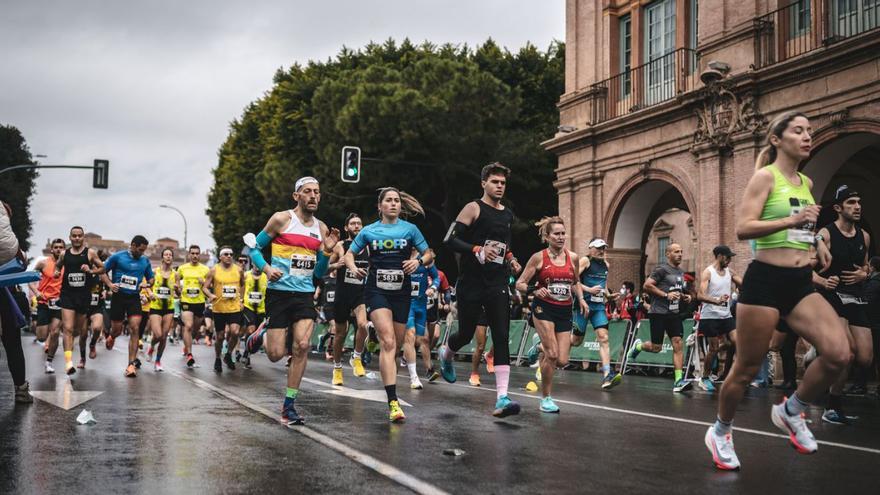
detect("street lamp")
[159,204,188,251]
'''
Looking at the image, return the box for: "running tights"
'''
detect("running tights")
[0,288,26,386]
[780,333,799,384]
[448,287,510,365]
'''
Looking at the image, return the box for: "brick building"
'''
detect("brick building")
[545,0,880,289]
[41,233,207,265]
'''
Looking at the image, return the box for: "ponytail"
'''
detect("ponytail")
[755,111,807,171]
[534,216,565,243]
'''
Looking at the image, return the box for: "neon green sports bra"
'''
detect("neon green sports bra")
[755,164,816,251]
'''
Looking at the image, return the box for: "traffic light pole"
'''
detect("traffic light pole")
[0,164,93,176]
[1,160,109,188]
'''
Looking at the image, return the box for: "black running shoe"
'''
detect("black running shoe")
[223,353,236,370]
[214,358,222,373]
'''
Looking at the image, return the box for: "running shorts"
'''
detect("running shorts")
[109,293,143,322]
[699,317,735,337]
[573,306,609,335]
[213,311,242,332]
[820,290,870,328]
[242,307,265,327]
[407,301,428,336]
[648,314,684,344]
[266,289,316,329]
[59,291,91,314]
[149,308,174,316]
[333,289,364,326]
[180,302,206,318]
[365,289,410,324]
[36,303,61,326]
[531,299,573,333]
[737,260,814,315]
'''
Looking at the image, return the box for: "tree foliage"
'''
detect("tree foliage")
[0,124,38,252]
[208,39,564,279]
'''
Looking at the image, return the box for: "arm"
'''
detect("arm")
[840,230,871,284]
[313,222,341,279]
[514,253,541,295]
[697,267,717,304]
[443,202,480,254]
[643,269,670,301]
[87,249,106,275]
[570,251,588,315]
[53,252,65,277]
[402,229,433,275]
[29,259,45,298]
[730,268,743,288]
[249,212,287,281]
[344,230,368,279]
[202,268,216,301]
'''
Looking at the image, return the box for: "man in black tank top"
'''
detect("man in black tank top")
[56,226,105,374]
[814,185,872,423]
[441,163,523,418]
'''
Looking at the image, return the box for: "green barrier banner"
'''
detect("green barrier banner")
[627,319,695,367]
[449,320,527,356]
[568,319,630,364]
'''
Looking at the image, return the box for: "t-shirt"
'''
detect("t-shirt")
[350,219,429,295]
[648,263,685,315]
[409,265,440,302]
[104,250,154,295]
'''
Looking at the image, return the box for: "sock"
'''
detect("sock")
[157,347,164,361]
[352,351,361,360]
[674,369,683,382]
[601,364,611,376]
[407,362,417,379]
[714,417,732,436]
[385,384,398,403]
[635,342,643,351]
[334,361,342,369]
[285,387,299,400]
[64,350,73,363]
[827,393,842,411]
[785,393,809,416]
[80,347,86,360]
[47,355,54,363]
[495,365,510,399]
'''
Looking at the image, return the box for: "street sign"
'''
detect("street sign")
[93,159,109,189]
[340,146,361,183]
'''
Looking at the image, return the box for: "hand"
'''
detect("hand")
[792,204,821,228]
[150,293,157,301]
[840,266,867,285]
[825,275,840,291]
[322,227,341,253]
[402,259,420,275]
[110,283,120,293]
[264,266,283,282]
[667,292,680,301]
[510,258,522,274]
[426,287,436,298]
[683,294,693,303]
[588,286,602,296]
[534,287,550,299]
[578,298,588,315]
[483,245,501,263]
[81,264,91,273]
[816,242,832,271]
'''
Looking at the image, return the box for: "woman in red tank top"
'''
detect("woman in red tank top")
[516,217,587,414]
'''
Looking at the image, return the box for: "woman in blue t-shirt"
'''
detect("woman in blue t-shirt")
[344,187,432,423]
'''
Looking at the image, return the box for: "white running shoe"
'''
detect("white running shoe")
[45,361,55,374]
[771,399,818,454]
[154,361,164,372]
[410,377,424,390]
[705,426,740,470]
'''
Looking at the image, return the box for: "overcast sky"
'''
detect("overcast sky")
[1,1,563,257]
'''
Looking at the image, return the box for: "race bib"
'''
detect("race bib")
[290,254,316,278]
[411,281,421,297]
[547,282,571,301]
[787,205,815,244]
[376,269,404,291]
[344,268,365,285]
[483,240,508,265]
[185,287,201,298]
[222,285,237,299]
[118,275,138,291]
[837,293,866,305]
[247,291,263,304]
[669,300,680,312]
[90,293,100,306]
[67,272,86,288]
[48,298,60,310]
[589,292,605,304]
[326,291,335,303]
[156,286,172,299]
[427,296,436,310]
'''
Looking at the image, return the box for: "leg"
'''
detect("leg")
[264,327,289,363]
[447,299,481,352]
[471,325,487,375]
[60,308,76,362]
[534,318,558,398]
[353,305,368,354]
[0,289,27,386]
[181,311,195,354]
[287,319,315,389]
[127,315,142,363]
[47,317,61,359]
[484,289,513,403]
[703,337,721,379]
[595,327,611,375]
[157,314,172,362]
[372,309,398,387]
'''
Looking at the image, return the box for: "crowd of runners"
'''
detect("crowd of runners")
[1,111,879,471]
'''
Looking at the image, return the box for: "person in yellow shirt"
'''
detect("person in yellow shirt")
[241,258,267,369]
[203,246,244,373]
[147,247,177,372]
[176,245,210,368]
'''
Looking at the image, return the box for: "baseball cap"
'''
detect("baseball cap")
[712,245,735,257]
[833,184,859,204]
[588,238,608,249]
[295,176,319,192]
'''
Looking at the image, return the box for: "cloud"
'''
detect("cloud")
[1,0,563,256]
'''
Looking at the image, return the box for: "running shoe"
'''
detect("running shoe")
[45,361,55,374]
[138,339,144,349]
[14,381,33,404]
[89,345,97,360]
[154,361,164,372]
[601,372,622,390]
[281,399,304,425]
[673,379,692,393]
[628,338,642,360]
[389,400,406,423]
[77,359,86,369]
[410,377,424,390]
[105,334,115,350]
[223,353,236,370]
[485,353,495,374]
[349,356,366,377]
[697,378,716,392]
[246,326,266,354]
[439,345,456,383]
[241,354,251,369]
[469,373,481,387]
[526,345,540,365]
[214,358,222,373]
[771,399,818,454]
[704,426,740,471]
[186,353,195,368]
[133,358,142,369]
[535,366,542,382]
[540,396,560,414]
[492,395,521,418]
[362,350,372,365]
[146,346,153,362]
[427,368,441,382]
[400,356,407,368]
[332,367,344,386]
[124,363,137,377]
[65,361,76,375]
[821,409,850,425]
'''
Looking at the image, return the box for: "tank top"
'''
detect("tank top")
[212,264,242,313]
[60,247,90,294]
[755,165,816,251]
[823,221,867,297]
[150,267,177,311]
[269,210,322,293]
[320,274,337,307]
[536,249,576,306]
[88,274,103,308]
[243,271,267,313]
[336,239,370,294]
[699,265,733,319]
[178,263,210,304]
[459,200,514,287]
[37,257,63,306]
[580,257,608,309]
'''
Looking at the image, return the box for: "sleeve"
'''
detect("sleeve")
[104,253,118,273]
[349,229,367,255]
[428,265,440,290]
[649,265,665,284]
[144,262,155,281]
[0,204,19,265]
[410,224,428,254]
[439,272,450,291]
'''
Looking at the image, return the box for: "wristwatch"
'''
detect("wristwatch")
[814,233,825,244]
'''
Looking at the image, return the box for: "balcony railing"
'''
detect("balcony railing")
[590,48,698,125]
[755,0,880,69]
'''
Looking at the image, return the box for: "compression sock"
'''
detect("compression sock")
[334,361,342,369]
[785,393,809,416]
[385,384,398,403]
[285,387,299,400]
[407,362,417,379]
[674,369,683,382]
[635,342,643,352]
[601,364,611,376]
[495,365,510,399]
[714,417,732,436]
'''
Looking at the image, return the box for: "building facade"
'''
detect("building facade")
[545,0,880,289]
[41,233,208,266]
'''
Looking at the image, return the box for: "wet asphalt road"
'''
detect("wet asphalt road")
[1,334,878,494]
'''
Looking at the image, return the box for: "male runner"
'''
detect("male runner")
[241,259,267,369]
[696,245,742,392]
[203,246,244,373]
[101,235,154,377]
[246,176,338,424]
[55,226,104,374]
[630,243,694,392]
[440,162,523,417]
[404,252,439,389]
[84,252,109,362]
[316,270,337,362]
[29,239,65,373]
[425,268,450,381]
[177,245,209,368]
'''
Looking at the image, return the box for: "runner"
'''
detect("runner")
[696,245,742,392]
[467,312,490,386]
[29,239,65,374]
[146,247,176,372]
[404,250,439,390]
[329,213,370,386]
[245,176,338,425]
[343,187,431,422]
[101,235,155,377]
[705,111,850,470]
[84,251,109,362]
[515,217,587,413]
[814,185,872,424]
[440,162,522,417]
[316,269,337,362]
[203,246,244,373]
[55,226,104,374]
[177,245,209,368]
[424,267,450,381]
[573,238,622,390]
[629,243,693,392]
[241,258,267,369]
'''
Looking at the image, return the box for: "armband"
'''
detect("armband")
[248,230,273,271]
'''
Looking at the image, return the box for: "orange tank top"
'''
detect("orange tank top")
[37,257,63,303]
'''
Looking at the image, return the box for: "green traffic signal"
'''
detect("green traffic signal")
[340,146,361,183]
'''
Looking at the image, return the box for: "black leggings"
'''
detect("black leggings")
[780,332,799,384]
[449,285,510,366]
[1,288,26,386]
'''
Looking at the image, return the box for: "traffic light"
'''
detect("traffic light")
[93,159,109,189]
[340,146,361,183]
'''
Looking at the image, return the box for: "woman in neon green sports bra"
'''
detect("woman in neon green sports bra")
[705,112,853,471]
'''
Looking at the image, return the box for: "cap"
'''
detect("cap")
[712,245,735,257]
[588,238,608,249]
[295,176,319,192]
[833,184,859,204]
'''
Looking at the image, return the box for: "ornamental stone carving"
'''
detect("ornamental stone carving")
[691,80,766,155]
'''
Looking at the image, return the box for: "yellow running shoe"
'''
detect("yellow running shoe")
[389,400,406,423]
[350,356,366,377]
[535,367,542,382]
[332,367,344,386]
[469,373,481,387]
